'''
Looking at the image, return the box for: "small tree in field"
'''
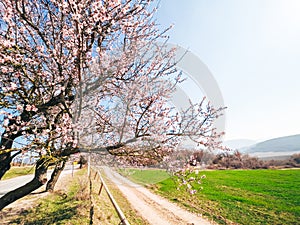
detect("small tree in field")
[0,0,225,210]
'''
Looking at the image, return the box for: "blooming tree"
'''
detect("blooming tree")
[0,0,158,177]
[0,0,225,210]
[0,0,169,209]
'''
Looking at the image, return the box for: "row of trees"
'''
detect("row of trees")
[0,0,224,209]
[170,150,300,170]
[209,152,300,169]
[151,149,300,170]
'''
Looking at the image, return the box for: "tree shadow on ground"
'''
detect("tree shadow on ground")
[9,196,78,225]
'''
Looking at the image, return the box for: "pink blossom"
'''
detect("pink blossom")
[3,119,9,126]
[10,83,17,90]
[16,105,23,111]
[31,105,38,112]
[189,190,197,195]
[25,105,32,111]
[25,105,38,112]
[1,67,8,73]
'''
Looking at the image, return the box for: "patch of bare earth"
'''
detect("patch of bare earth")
[0,169,75,224]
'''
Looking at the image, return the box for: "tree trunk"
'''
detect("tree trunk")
[0,150,22,180]
[0,153,12,180]
[0,159,48,210]
[0,131,16,180]
[46,161,66,192]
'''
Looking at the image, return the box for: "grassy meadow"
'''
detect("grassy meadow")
[120,168,300,225]
[120,168,171,185]
[2,166,34,180]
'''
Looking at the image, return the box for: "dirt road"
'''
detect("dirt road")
[102,167,213,225]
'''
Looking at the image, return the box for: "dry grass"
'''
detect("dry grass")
[1,167,150,224]
[91,169,150,225]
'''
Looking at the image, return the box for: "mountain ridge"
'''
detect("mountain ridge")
[245,134,300,153]
[224,134,300,158]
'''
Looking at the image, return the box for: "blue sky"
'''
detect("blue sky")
[156,0,300,141]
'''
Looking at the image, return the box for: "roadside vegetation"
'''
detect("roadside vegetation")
[1,168,147,224]
[121,168,300,225]
[2,166,34,180]
[6,169,90,225]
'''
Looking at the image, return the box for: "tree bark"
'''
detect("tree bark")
[46,161,66,192]
[0,129,18,180]
[0,159,48,210]
[0,150,22,180]
[0,153,12,180]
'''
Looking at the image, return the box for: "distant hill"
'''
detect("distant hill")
[244,134,300,155]
[224,139,257,150]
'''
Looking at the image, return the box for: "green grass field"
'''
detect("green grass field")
[2,166,34,180]
[120,168,300,225]
[119,168,171,185]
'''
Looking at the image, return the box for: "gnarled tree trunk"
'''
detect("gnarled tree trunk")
[46,161,66,192]
[0,159,48,210]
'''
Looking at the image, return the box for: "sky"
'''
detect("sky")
[156,0,300,142]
